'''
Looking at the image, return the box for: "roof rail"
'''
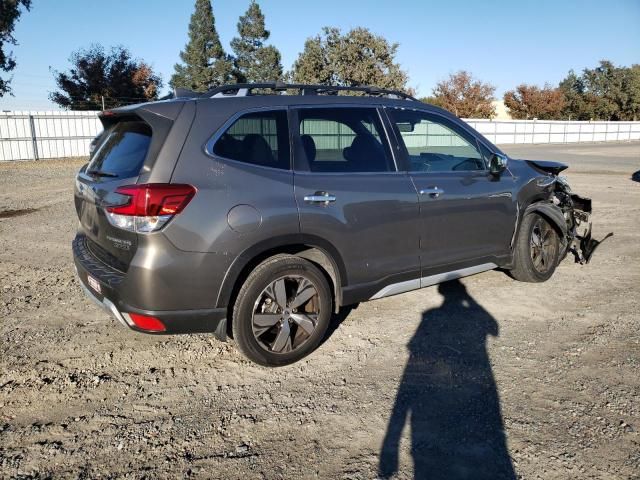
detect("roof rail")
[204,82,418,101]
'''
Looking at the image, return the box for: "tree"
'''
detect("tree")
[559,61,640,120]
[0,0,31,97]
[582,60,626,120]
[503,84,566,119]
[420,96,444,108]
[559,70,592,120]
[431,71,495,118]
[621,64,640,121]
[171,0,233,91]
[289,27,409,92]
[50,45,162,110]
[230,1,282,83]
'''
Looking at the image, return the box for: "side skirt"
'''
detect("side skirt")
[369,262,497,300]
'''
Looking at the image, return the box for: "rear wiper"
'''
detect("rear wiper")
[87,169,118,178]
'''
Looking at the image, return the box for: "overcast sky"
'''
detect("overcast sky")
[1,0,639,110]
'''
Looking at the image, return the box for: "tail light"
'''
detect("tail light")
[105,184,196,233]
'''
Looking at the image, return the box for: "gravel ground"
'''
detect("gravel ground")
[1,142,639,479]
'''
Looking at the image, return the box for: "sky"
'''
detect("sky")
[1,0,639,110]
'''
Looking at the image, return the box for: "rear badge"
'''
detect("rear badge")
[87,275,101,294]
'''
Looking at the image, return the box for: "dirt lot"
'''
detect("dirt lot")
[1,142,639,479]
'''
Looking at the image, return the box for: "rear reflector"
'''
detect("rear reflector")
[128,313,166,332]
[105,184,196,233]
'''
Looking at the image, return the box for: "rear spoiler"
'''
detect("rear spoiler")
[99,100,186,127]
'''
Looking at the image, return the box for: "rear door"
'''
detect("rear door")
[291,106,420,301]
[385,108,517,273]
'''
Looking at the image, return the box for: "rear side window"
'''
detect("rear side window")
[212,110,290,169]
[296,108,394,173]
[87,121,151,178]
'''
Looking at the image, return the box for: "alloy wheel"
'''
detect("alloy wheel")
[530,218,557,274]
[251,275,320,354]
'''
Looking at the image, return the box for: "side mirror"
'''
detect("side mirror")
[489,153,508,176]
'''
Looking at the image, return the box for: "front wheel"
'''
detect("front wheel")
[510,213,561,282]
[232,255,332,367]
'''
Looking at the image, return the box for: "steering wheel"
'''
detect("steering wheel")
[452,158,483,171]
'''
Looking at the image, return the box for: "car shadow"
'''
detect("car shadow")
[319,303,359,348]
[378,279,516,479]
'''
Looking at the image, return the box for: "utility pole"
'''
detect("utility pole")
[101,96,105,111]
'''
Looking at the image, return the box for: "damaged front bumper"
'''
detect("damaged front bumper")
[562,191,612,265]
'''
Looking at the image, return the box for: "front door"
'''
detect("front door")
[291,106,420,302]
[385,108,517,275]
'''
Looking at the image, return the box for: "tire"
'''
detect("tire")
[509,213,561,283]
[232,255,332,367]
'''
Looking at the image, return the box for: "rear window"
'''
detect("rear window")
[87,121,151,178]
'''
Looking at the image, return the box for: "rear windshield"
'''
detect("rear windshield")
[87,121,151,178]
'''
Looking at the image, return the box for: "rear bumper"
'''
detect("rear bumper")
[73,234,227,339]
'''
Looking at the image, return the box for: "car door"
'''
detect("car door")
[291,106,421,302]
[384,108,517,275]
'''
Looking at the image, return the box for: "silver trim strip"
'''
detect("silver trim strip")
[420,262,497,288]
[370,262,497,300]
[370,278,421,300]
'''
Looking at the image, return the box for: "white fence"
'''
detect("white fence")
[465,119,640,145]
[1,110,639,161]
[0,111,101,161]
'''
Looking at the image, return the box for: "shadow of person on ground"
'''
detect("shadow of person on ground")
[378,279,515,480]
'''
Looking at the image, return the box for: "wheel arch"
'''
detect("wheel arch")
[216,234,347,315]
[523,201,568,239]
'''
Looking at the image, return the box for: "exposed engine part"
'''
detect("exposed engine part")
[551,178,613,264]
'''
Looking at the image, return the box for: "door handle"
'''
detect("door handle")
[419,187,444,198]
[304,191,336,205]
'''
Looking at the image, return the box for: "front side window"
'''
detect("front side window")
[389,110,486,172]
[212,110,290,169]
[296,108,394,173]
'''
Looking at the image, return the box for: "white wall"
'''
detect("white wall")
[464,119,640,145]
[1,110,639,161]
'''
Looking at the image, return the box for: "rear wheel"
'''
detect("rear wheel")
[510,213,561,282]
[232,255,332,366]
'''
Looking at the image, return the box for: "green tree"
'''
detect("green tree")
[559,70,592,120]
[231,1,282,82]
[50,45,162,110]
[621,65,640,121]
[171,0,233,92]
[289,27,409,92]
[559,61,640,120]
[503,83,566,120]
[582,60,625,120]
[431,71,495,118]
[0,0,31,97]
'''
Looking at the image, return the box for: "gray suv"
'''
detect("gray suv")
[73,82,603,366]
